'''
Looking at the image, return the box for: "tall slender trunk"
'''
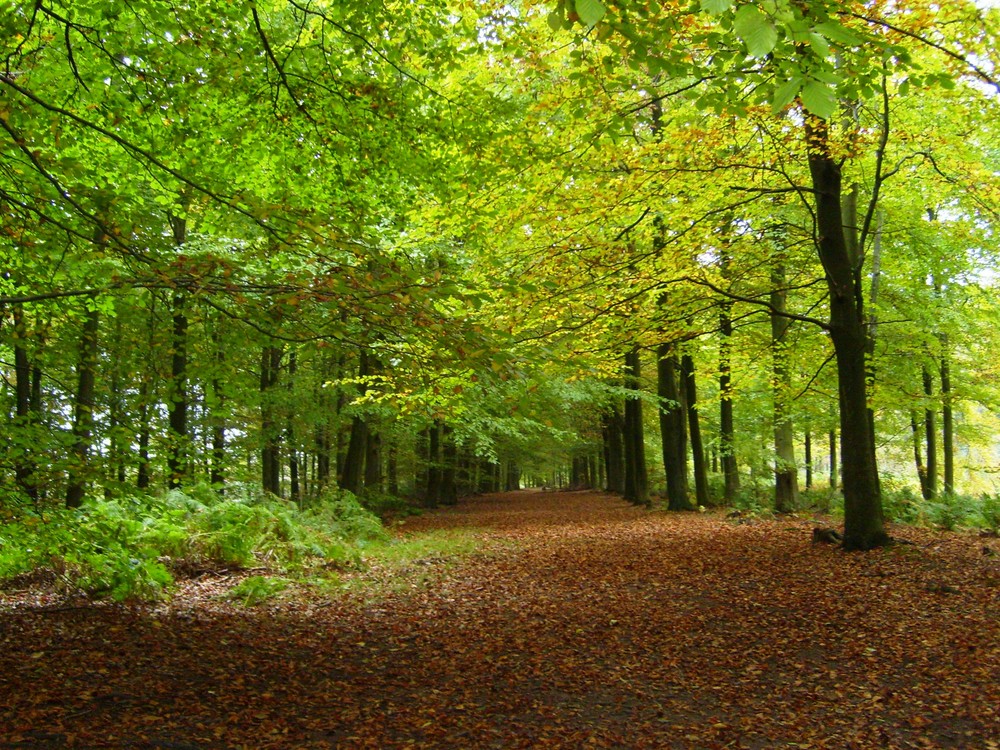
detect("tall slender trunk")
[828,427,837,491]
[771,260,799,513]
[804,430,813,490]
[940,348,954,495]
[681,353,709,506]
[623,348,650,506]
[719,297,740,501]
[339,349,369,496]
[922,365,937,500]
[12,304,37,500]
[210,326,226,489]
[805,116,886,549]
[167,291,188,489]
[66,305,100,508]
[441,425,457,504]
[658,344,690,510]
[911,412,929,499]
[260,344,283,496]
[287,349,300,503]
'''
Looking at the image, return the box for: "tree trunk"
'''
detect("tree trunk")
[658,344,690,510]
[602,404,625,493]
[804,430,813,490]
[911,412,930,499]
[210,327,226,490]
[260,344,283,496]
[828,428,837,491]
[805,116,887,550]
[339,350,369,496]
[12,305,37,500]
[287,349,300,503]
[65,305,100,508]
[940,349,954,495]
[681,353,709,506]
[922,365,937,500]
[719,297,740,501]
[424,421,442,505]
[364,430,382,494]
[167,291,189,489]
[441,425,457,504]
[623,348,650,506]
[771,261,799,514]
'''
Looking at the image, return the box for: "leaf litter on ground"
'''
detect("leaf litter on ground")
[1,490,998,749]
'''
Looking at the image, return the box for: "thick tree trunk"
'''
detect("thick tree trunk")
[805,116,887,550]
[658,344,690,510]
[771,261,799,513]
[681,353,709,506]
[602,404,625,493]
[623,348,650,506]
[424,420,442,505]
[922,365,937,500]
[66,305,100,508]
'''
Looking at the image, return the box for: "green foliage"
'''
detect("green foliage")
[879,484,924,525]
[0,484,388,600]
[979,494,1000,533]
[925,492,978,531]
[224,575,290,606]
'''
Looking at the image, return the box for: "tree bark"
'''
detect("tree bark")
[339,350,369,496]
[65,304,100,508]
[804,430,813,490]
[623,348,650,506]
[922,365,937,500]
[658,344,690,510]
[911,412,930,499]
[805,116,887,549]
[12,304,37,500]
[771,261,799,513]
[681,353,709,506]
[940,349,954,495]
[719,297,740,501]
[260,344,283,496]
[602,404,625,493]
[167,291,189,489]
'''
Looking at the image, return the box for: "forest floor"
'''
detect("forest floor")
[1,490,999,749]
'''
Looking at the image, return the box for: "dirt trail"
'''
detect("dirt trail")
[1,490,998,749]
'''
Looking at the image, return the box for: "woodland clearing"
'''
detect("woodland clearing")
[1,490,998,749]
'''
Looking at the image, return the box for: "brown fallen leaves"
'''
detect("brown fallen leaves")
[1,490,998,749]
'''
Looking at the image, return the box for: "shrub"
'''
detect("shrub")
[925,492,977,531]
[977,493,1000,533]
[225,575,290,606]
[0,483,389,601]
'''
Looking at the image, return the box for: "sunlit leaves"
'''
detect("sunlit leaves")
[732,5,778,57]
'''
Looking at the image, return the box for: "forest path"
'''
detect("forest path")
[2,490,998,749]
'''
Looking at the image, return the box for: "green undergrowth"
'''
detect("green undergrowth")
[0,484,393,602]
[716,473,1000,534]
